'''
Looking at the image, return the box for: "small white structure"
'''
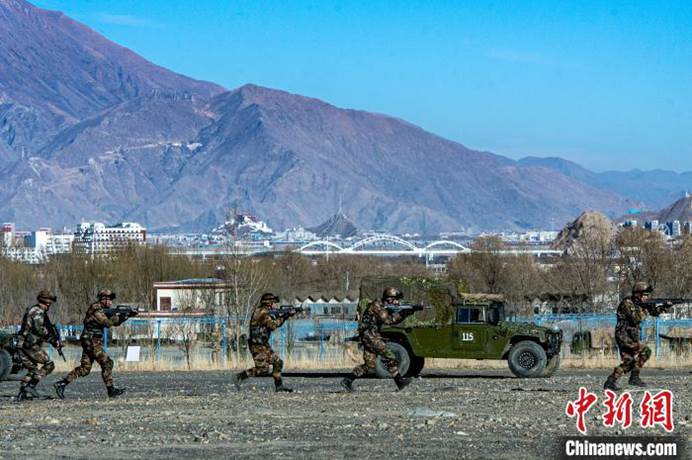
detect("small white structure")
[153,278,228,312]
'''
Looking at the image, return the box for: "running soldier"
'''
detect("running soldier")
[341,287,415,392]
[54,290,130,399]
[16,290,59,400]
[230,293,293,392]
[604,282,662,391]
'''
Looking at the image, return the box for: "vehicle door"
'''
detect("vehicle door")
[450,306,488,357]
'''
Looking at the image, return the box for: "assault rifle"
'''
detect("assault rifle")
[104,305,141,322]
[384,303,424,315]
[268,305,305,320]
[638,298,692,316]
[44,314,66,362]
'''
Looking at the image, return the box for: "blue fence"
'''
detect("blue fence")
[30,317,359,364]
[526,314,692,359]
[9,313,692,363]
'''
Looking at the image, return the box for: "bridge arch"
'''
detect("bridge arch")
[423,240,471,252]
[299,241,344,252]
[346,234,419,252]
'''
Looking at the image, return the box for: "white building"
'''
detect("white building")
[73,222,146,254]
[1,225,75,264]
[153,278,228,313]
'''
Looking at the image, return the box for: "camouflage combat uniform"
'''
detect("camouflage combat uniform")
[352,300,406,378]
[245,306,286,383]
[18,304,55,386]
[613,297,652,378]
[63,301,124,387]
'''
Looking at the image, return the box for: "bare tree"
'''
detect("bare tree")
[615,227,669,295]
[219,242,268,364]
[448,236,507,294]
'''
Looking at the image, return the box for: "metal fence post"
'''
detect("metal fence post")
[280,325,286,359]
[319,326,325,362]
[156,320,161,362]
[221,319,227,362]
[655,316,660,360]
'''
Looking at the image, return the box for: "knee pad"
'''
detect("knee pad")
[640,347,652,361]
[78,364,92,376]
[44,360,55,374]
[274,359,284,372]
[621,356,636,372]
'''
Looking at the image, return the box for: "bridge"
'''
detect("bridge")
[169,234,562,260]
[298,234,562,258]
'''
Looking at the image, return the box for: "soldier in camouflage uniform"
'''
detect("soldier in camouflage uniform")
[16,290,59,400]
[604,282,660,391]
[54,290,128,399]
[230,293,293,392]
[341,287,415,392]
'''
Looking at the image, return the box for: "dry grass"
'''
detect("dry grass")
[50,346,692,373]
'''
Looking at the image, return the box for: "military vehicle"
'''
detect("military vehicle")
[358,277,563,378]
[0,329,23,382]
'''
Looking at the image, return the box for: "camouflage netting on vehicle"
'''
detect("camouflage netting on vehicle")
[0,329,16,348]
[359,276,503,325]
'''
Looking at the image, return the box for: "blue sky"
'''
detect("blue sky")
[34,1,692,172]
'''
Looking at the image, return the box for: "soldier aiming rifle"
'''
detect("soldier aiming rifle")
[230,293,297,392]
[341,287,418,392]
[16,290,61,401]
[54,290,136,399]
[604,282,676,391]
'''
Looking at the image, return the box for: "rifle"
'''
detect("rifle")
[268,305,305,320]
[44,314,66,362]
[638,298,692,316]
[384,303,424,315]
[104,305,141,322]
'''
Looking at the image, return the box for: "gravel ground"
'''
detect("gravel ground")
[1,368,689,459]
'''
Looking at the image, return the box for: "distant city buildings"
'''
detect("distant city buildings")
[1,222,75,263]
[73,222,147,254]
[618,218,692,239]
[501,231,559,244]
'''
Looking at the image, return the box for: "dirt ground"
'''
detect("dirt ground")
[1,368,689,459]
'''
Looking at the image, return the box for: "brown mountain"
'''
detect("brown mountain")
[0,0,223,154]
[0,1,637,233]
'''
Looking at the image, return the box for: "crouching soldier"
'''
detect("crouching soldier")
[341,287,415,392]
[17,290,59,400]
[54,290,129,399]
[231,293,293,392]
[604,282,657,391]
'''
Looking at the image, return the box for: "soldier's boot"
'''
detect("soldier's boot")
[340,374,356,393]
[274,378,293,393]
[603,375,621,391]
[628,369,647,387]
[16,384,30,401]
[394,374,412,391]
[107,386,126,398]
[26,381,41,399]
[230,371,248,391]
[54,379,68,400]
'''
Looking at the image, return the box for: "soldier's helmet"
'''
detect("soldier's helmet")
[97,289,117,301]
[632,282,653,294]
[260,293,279,305]
[37,289,57,304]
[382,287,403,302]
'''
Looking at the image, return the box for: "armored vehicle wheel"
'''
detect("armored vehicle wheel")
[406,356,425,377]
[0,349,11,381]
[542,354,560,377]
[375,342,411,379]
[508,340,547,378]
